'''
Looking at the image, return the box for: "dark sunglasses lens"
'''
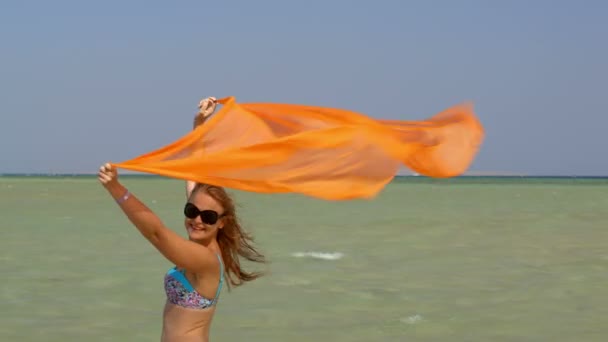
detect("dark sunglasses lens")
[201,211,219,225]
[184,203,199,219]
[184,203,220,225]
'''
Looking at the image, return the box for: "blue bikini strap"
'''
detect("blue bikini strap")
[212,253,224,303]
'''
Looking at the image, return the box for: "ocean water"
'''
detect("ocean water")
[1,176,607,341]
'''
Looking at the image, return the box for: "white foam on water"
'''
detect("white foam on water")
[400,314,424,324]
[291,251,344,260]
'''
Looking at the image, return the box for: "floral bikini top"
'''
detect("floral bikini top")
[163,253,224,310]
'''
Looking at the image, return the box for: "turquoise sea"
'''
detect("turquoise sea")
[1,175,607,341]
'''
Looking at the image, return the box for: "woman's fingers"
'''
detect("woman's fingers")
[98,170,112,180]
[98,162,117,184]
[198,97,217,117]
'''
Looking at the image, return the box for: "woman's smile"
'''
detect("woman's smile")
[187,223,207,233]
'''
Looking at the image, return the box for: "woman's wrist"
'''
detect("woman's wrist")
[105,182,128,203]
[115,189,131,204]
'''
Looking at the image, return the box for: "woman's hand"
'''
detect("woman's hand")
[193,96,217,128]
[198,96,217,117]
[98,162,119,188]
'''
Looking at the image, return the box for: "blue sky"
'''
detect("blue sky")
[1,0,606,175]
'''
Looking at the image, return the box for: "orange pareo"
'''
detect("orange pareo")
[111,97,484,200]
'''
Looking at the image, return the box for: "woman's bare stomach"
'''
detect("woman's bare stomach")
[161,301,216,342]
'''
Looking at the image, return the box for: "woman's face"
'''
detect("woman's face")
[183,191,225,242]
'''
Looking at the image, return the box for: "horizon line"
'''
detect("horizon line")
[1,173,606,178]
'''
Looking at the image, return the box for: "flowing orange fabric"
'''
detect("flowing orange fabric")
[111,96,484,200]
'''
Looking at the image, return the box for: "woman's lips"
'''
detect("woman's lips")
[188,224,206,232]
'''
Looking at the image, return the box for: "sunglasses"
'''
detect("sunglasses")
[183,203,224,225]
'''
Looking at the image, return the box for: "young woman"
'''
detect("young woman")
[98,97,265,341]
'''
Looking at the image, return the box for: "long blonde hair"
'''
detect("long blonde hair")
[191,183,266,288]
